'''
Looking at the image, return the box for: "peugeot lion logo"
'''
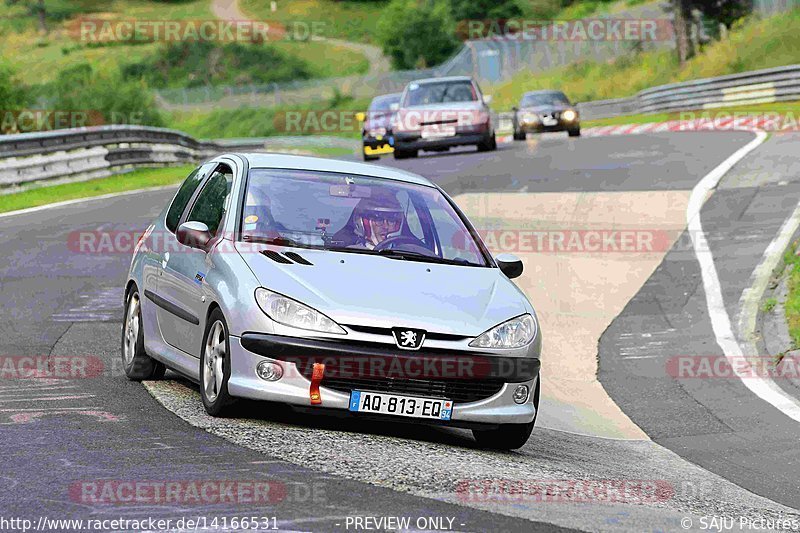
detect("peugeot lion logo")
[392,327,426,350]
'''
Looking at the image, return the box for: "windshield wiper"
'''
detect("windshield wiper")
[376,248,479,266]
[242,235,305,248]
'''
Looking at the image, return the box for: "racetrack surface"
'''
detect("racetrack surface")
[2,131,799,531]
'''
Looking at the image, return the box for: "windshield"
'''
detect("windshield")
[403,81,478,107]
[240,169,488,267]
[521,92,570,107]
[369,94,400,112]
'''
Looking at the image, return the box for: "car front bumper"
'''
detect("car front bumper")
[226,333,539,427]
[363,134,394,155]
[519,120,579,133]
[394,125,491,151]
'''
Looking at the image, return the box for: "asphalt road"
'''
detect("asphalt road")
[598,131,800,509]
[2,131,799,532]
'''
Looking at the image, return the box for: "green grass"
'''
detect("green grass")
[168,96,372,139]
[239,0,388,44]
[762,298,778,313]
[582,100,800,128]
[0,0,368,88]
[489,9,800,111]
[784,241,800,348]
[0,165,193,214]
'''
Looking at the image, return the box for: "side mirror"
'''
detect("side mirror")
[496,253,523,279]
[389,103,399,111]
[512,106,518,112]
[355,111,366,122]
[177,221,212,250]
[483,94,493,105]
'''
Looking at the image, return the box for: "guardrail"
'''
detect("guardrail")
[0,125,266,189]
[577,64,800,120]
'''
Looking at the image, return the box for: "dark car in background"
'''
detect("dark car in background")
[512,90,580,139]
[360,93,402,161]
[392,76,496,159]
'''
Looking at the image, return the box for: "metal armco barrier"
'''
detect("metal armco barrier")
[577,64,800,120]
[0,125,266,189]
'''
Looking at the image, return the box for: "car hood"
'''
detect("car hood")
[237,245,529,336]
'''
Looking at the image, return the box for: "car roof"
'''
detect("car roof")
[409,76,474,85]
[231,153,436,187]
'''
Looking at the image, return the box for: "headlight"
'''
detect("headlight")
[255,288,345,334]
[521,112,539,124]
[469,314,536,349]
[562,109,577,121]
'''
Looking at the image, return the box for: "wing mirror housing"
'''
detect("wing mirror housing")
[495,253,523,279]
[483,94,493,105]
[355,111,366,122]
[177,221,212,251]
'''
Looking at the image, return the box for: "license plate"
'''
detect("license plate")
[542,116,558,126]
[421,126,456,139]
[349,390,452,420]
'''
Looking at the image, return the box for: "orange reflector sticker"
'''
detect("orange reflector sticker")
[310,363,325,405]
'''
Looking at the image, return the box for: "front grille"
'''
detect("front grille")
[321,376,504,404]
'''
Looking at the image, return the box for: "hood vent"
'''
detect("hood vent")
[283,252,313,265]
[260,249,313,266]
[261,250,293,264]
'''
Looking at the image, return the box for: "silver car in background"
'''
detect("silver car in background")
[122,154,541,449]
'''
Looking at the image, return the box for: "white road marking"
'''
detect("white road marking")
[689,130,800,422]
[0,184,177,220]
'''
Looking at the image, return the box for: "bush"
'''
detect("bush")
[377,0,460,69]
[121,41,313,89]
[0,64,28,110]
[52,64,164,127]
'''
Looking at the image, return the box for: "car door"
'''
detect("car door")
[155,163,233,356]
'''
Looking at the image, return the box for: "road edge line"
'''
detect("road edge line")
[688,130,800,422]
[0,184,178,220]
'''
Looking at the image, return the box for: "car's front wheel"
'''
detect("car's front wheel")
[472,379,539,450]
[513,129,526,141]
[568,128,581,137]
[362,147,379,161]
[121,288,166,381]
[200,308,236,416]
[477,132,497,152]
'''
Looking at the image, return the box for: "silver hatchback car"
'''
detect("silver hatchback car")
[123,154,541,449]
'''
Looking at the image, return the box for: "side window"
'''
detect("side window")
[186,165,234,237]
[165,163,214,232]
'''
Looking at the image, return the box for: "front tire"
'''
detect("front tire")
[472,379,539,450]
[513,129,526,141]
[477,132,497,152]
[121,288,166,381]
[568,128,581,137]
[200,308,236,416]
[362,147,379,161]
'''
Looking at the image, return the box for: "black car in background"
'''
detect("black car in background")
[360,92,402,161]
[512,90,580,139]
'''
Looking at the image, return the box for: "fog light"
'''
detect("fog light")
[256,361,283,381]
[513,384,529,404]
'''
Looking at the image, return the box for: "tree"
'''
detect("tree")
[377,0,460,70]
[449,0,524,21]
[5,0,47,33]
